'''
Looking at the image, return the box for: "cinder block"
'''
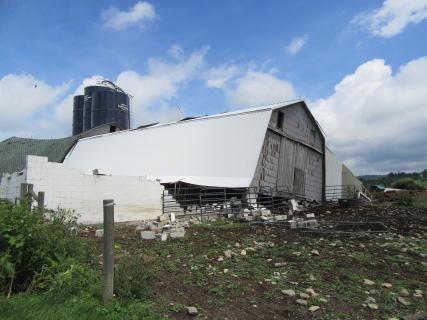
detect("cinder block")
[140,231,156,240]
[170,227,185,238]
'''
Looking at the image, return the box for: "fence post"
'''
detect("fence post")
[37,191,45,216]
[103,199,115,303]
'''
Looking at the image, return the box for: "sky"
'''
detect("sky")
[0,0,426,175]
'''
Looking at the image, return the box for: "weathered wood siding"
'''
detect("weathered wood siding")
[251,103,324,201]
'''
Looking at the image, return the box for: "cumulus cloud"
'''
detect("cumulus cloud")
[101,1,156,31]
[311,56,427,174]
[116,47,208,124]
[284,34,308,55]
[0,74,69,139]
[353,0,427,37]
[204,64,297,108]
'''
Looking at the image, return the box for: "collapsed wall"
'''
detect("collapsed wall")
[0,155,164,223]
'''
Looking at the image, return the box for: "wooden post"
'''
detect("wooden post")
[102,199,115,303]
[37,192,45,216]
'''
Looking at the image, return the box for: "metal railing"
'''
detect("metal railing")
[161,184,306,217]
[325,185,357,202]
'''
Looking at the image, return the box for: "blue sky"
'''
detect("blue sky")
[1,0,427,174]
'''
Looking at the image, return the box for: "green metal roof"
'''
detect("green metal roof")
[0,136,78,177]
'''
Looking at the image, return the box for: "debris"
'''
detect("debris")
[367,303,378,310]
[363,279,375,285]
[240,249,247,256]
[140,231,155,240]
[298,292,310,299]
[282,289,296,297]
[401,313,427,320]
[295,299,308,306]
[397,296,411,306]
[274,262,287,267]
[223,269,229,274]
[400,288,410,297]
[305,288,318,296]
[186,306,198,316]
[155,233,168,241]
[223,250,233,258]
[310,249,320,256]
[381,283,393,288]
[309,306,320,312]
[170,227,185,239]
[217,256,224,262]
[95,229,103,237]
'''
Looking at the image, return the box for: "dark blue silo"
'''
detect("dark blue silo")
[72,95,84,135]
[76,82,130,134]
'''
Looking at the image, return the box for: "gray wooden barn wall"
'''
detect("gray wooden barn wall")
[251,104,323,201]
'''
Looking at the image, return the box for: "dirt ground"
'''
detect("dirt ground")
[89,203,427,319]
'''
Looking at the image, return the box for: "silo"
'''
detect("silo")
[77,82,131,134]
[90,86,130,130]
[72,95,84,135]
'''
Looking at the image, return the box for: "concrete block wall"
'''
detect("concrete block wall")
[0,170,26,201]
[2,155,164,224]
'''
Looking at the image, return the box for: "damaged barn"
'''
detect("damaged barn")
[1,100,362,223]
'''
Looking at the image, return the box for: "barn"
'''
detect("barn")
[1,100,362,223]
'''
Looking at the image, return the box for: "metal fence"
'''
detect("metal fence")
[324,185,357,202]
[161,184,306,217]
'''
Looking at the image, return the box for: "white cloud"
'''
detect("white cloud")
[101,1,156,31]
[311,56,427,174]
[205,64,297,108]
[0,74,69,138]
[204,64,241,89]
[169,44,184,60]
[116,47,208,124]
[284,34,308,55]
[227,71,297,107]
[353,0,427,37]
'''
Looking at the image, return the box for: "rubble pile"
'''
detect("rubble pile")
[236,198,321,230]
[135,213,197,241]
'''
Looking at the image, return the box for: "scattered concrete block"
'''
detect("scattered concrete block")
[306,213,315,218]
[140,231,155,240]
[170,227,185,238]
[274,215,287,221]
[95,229,103,237]
[186,306,198,316]
[155,233,168,241]
[170,213,176,222]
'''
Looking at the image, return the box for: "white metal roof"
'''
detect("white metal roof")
[64,101,301,188]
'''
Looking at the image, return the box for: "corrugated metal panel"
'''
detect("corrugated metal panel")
[64,109,273,188]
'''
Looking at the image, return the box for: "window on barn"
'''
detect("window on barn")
[276,111,284,130]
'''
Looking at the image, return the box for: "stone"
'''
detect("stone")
[413,292,423,298]
[274,215,287,221]
[274,262,287,267]
[140,231,155,240]
[382,283,393,288]
[397,297,411,306]
[311,249,320,256]
[240,249,247,256]
[223,269,229,274]
[363,279,375,285]
[296,299,307,306]
[186,306,198,316]
[305,288,318,296]
[95,229,103,237]
[217,256,224,262]
[298,292,310,299]
[309,306,320,312]
[400,288,410,297]
[282,289,296,297]
[224,250,232,258]
[170,228,185,239]
[306,213,315,218]
[367,303,378,310]
[155,233,168,241]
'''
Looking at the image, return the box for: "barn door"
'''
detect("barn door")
[293,168,305,196]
